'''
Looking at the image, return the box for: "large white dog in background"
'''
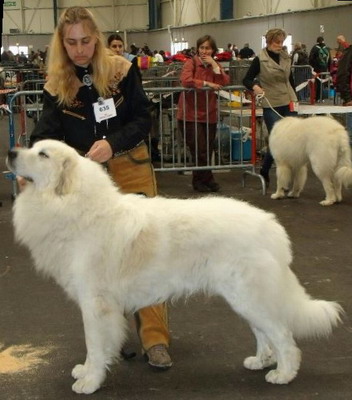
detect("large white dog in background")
[269,115,352,206]
[269,116,352,206]
[6,140,343,395]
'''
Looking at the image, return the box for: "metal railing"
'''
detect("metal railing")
[5,86,266,198]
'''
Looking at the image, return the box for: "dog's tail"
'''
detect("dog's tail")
[285,270,343,339]
[335,135,352,188]
[336,166,352,189]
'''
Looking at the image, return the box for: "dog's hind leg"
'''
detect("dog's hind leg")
[310,162,337,205]
[271,164,291,200]
[287,165,307,198]
[72,295,127,394]
[316,175,337,206]
[262,325,301,384]
[333,176,343,203]
[223,292,301,384]
[244,319,301,384]
[243,327,276,370]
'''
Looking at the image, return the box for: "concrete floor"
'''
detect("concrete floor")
[0,119,351,399]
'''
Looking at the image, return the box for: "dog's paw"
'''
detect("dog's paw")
[287,191,299,198]
[265,369,296,384]
[319,199,335,206]
[244,355,276,370]
[72,364,88,380]
[72,375,102,394]
[271,193,285,200]
[243,356,265,370]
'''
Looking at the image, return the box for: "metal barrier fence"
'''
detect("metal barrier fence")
[228,59,252,85]
[0,66,45,89]
[141,62,183,88]
[291,66,336,104]
[315,71,334,102]
[5,86,265,198]
[291,65,314,103]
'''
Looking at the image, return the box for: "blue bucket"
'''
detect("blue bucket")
[231,131,252,161]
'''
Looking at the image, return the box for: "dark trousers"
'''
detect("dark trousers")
[262,106,298,175]
[178,121,217,186]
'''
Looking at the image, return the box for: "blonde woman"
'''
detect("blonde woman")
[30,7,171,370]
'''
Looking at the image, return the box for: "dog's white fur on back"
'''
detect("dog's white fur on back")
[269,116,352,206]
[7,139,343,394]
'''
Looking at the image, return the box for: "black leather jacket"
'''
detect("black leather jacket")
[30,62,151,155]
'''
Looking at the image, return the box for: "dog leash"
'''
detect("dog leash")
[255,93,285,119]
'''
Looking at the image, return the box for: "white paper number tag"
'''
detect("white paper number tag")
[93,97,116,123]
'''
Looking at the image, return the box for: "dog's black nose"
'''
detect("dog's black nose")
[7,149,18,160]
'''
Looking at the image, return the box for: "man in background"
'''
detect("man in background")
[239,43,255,59]
[336,42,352,144]
[309,36,331,101]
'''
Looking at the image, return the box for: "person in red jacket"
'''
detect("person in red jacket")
[177,35,230,192]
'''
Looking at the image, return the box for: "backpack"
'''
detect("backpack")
[316,45,329,69]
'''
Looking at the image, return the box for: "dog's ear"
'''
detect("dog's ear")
[55,156,78,196]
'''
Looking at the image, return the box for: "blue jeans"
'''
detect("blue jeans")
[261,106,298,175]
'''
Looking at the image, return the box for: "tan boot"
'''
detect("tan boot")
[145,344,173,370]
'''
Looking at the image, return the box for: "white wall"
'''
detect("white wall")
[3,0,351,34]
[2,1,352,55]
[235,0,348,18]
[128,4,352,55]
[3,0,149,34]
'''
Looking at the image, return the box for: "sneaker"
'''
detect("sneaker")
[206,181,220,192]
[145,344,173,370]
[193,182,212,192]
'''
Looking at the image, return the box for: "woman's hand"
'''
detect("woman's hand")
[252,84,264,96]
[204,81,222,90]
[200,54,218,69]
[86,139,113,163]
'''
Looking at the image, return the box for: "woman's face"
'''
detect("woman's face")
[267,36,285,54]
[198,40,214,58]
[63,22,97,66]
[109,39,124,56]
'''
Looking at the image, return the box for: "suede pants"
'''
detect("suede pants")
[107,142,170,352]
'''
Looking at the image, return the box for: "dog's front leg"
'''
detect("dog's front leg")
[72,295,127,394]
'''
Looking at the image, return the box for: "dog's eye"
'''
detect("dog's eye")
[38,151,49,158]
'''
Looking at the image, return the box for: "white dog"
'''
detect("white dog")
[269,116,352,206]
[6,139,343,395]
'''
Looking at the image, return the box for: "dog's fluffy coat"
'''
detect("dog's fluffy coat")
[269,115,352,205]
[7,140,342,394]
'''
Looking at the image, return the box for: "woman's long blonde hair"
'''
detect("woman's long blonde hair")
[46,7,114,105]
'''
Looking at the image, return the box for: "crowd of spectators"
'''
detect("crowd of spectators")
[1,47,48,68]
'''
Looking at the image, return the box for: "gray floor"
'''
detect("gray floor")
[0,118,351,399]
